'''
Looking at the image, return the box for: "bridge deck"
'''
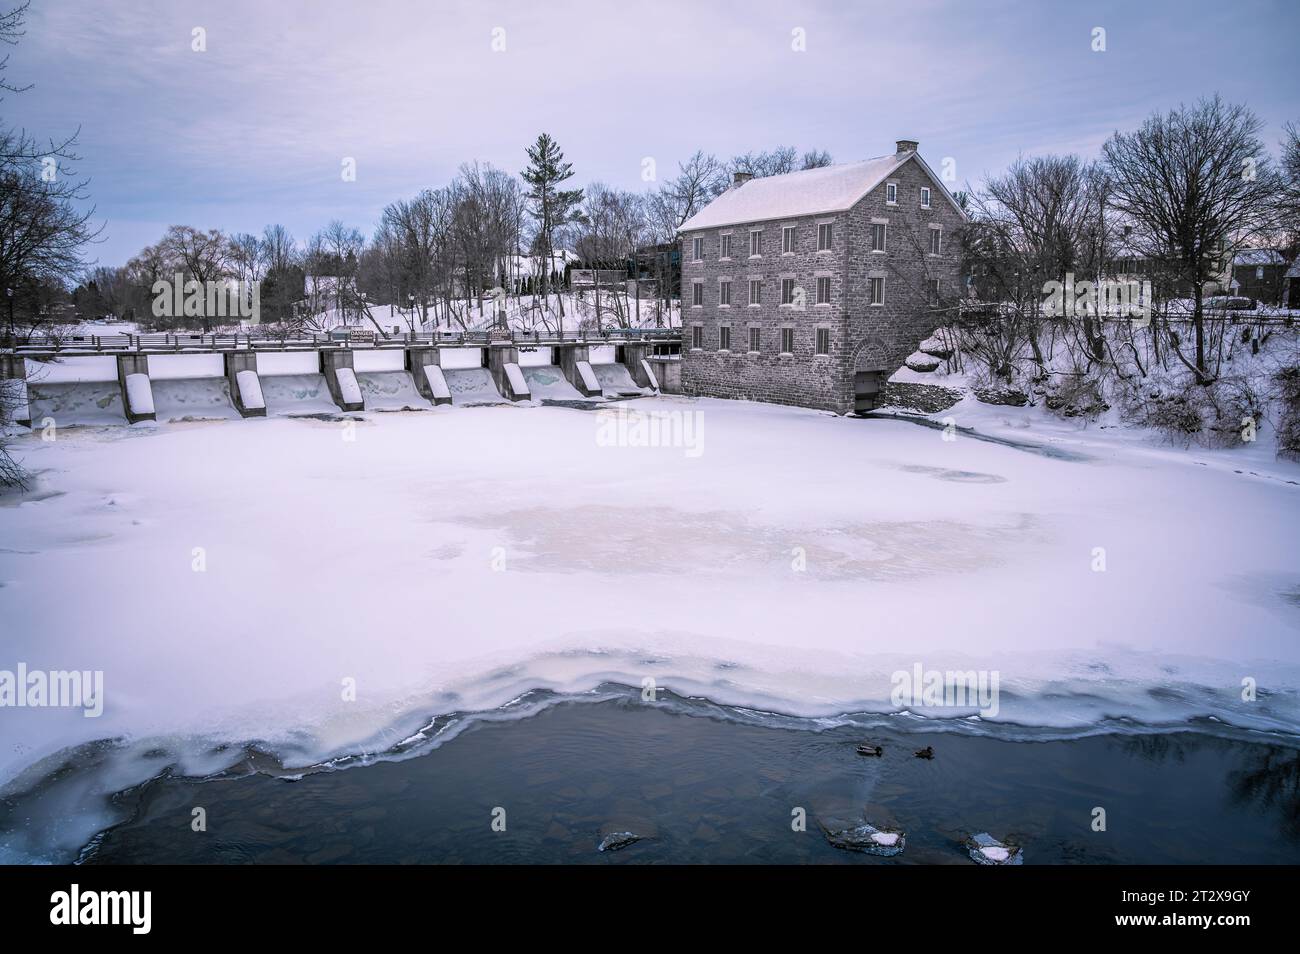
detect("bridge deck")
[4,329,681,359]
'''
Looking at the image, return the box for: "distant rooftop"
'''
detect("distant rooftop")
[1233,249,1286,267]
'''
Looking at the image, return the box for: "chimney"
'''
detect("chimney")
[895,139,919,156]
[732,171,754,188]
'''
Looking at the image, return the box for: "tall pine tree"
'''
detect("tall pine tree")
[522,133,583,322]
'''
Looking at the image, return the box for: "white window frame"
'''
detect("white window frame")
[815,327,830,356]
[718,324,731,352]
[817,222,833,252]
[748,325,761,353]
[692,236,704,262]
[719,278,732,307]
[691,281,703,307]
[920,186,931,209]
[779,327,794,355]
[782,225,796,255]
[691,325,703,350]
[780,277,796,306]
[885,181,898,205]
[749,229,762,258]
[748,278,762,306]
[720,232,732,260]
[871,221,887,253]
[929,225,942,256]
[869,276,884,306]
[816,275,831,305]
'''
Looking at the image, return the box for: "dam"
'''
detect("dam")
[2,330,682,426]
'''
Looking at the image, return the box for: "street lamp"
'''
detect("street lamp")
[408,293,416,334]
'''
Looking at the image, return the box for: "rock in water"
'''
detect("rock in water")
[598,831,642,853]
[823,823,906,857]
[967,832,1023,865]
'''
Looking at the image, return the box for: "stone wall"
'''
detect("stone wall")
[679,199,852,413]
[680,153,965,415]
[879,380,963,413]
[841,158,966,379]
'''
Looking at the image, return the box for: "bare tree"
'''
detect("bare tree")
[228,232,265,285]
[1103,96,1279,383]
[730,146,798,177]
[963,154,1109,377]
[658,151,728,229]
[800,149,833,169]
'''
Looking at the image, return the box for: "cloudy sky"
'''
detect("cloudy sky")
[6,0,1298,266]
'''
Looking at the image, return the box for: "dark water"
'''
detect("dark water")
[78,694,1300,864]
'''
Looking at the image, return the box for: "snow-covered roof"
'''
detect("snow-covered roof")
[679,152,964,231]
[1233,249,1286,266]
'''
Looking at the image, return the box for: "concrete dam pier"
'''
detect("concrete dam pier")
[4,332,682,426]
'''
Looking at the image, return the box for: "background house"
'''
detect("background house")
[1230,249,1288,304]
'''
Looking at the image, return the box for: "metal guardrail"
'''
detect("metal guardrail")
[3,327,683,354]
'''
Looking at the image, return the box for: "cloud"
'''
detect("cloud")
[4,0,1296,265]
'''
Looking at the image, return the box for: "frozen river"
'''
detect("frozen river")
[1,396,1298,860]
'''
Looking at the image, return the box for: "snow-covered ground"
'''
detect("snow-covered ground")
[1,396,1298,860]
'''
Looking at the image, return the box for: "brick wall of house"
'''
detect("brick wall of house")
[679,154,965,415]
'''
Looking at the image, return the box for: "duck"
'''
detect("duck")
[856,744,883,757]
[914,746,934,760]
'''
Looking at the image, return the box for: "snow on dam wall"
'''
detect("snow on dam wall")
[25,356,118,383]
[352,349,405,373]
[255,351,319,376]
[253,352,335,414]
[439,347,485,370]
[148,354,225,380]
[517,346,553,367]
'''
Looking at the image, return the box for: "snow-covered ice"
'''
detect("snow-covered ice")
[1,396,1298,860]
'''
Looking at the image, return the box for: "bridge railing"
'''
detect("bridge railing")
[4,327,682,354]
